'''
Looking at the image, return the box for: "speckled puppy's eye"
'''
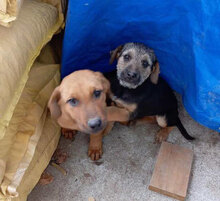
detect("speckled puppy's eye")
[142,60,149,68]
[124,54,131,61]
[93,90,102,98]
[67,98,78,106]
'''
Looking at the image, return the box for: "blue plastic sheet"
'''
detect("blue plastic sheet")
[61,0,220,132]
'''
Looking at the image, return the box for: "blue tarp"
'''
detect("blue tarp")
[61,0,220,132]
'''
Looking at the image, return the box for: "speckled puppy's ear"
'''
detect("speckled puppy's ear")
[48,86,62,120]
[150,61,160,84]
[109,45,124,64]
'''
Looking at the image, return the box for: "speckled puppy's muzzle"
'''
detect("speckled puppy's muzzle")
[111,43,157,89]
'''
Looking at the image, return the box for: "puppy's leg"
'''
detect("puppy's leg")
[119,121,134,126]
[155,126,174,143]
[103,122,114,136]
[155,115,173,143]
[120,116,156,127]
[88,106,129,160]
[88,131,104,161]
[61,128,77,140]
[107,106,130,122]
[136,116,157,125]
[88,122,115,160]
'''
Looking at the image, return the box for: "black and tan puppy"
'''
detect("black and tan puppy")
[106,42,194,142]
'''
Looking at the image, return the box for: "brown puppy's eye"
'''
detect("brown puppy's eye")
[93,90,102,98]
[142,60,149,68]
[124,54,131,61]
[67,98,78,106]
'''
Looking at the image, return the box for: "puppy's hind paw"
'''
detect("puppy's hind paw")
[154,134,167,144]
[154,130,168,144]
[154,127,174,144]
[88,147,103,161]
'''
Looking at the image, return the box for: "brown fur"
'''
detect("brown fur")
[61,128,77,140]
[109,45,124,65]
[150,62,160,84]
[155,127,174,143]
[48,70,110,132]
[48,70,130,160]
[110,93,137,112]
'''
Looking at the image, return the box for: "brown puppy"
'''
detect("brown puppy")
[48,70,129,160]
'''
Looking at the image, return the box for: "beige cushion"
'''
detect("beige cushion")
[15,116,60,201]
[0,0,63,140]
[0,0,64,27]
[0,62,61,200]
[0,0,24,27]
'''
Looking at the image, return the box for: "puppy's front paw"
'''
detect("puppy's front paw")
[154,129,169,144]
[88,147,103,161]
[61,128,77,140]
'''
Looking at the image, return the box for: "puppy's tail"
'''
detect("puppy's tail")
[176,117,195,140]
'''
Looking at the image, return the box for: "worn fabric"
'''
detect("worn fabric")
[0,0,24,27]
[0,63,61,201]
[0,0,62,140]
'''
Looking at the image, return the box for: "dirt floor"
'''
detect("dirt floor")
[28,97,220,201]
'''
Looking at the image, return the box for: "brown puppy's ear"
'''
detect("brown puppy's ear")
[150,61,160,84]
[48,86,62,120]
[109,45,124,64]
[95,72,110,94]
[102,77,110,94]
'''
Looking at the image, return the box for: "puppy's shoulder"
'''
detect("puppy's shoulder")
[157,77,173,91]
[104,70,117,83]
[104,70,122,93]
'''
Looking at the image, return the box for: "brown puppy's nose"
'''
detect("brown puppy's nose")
[88,117,102,130]
[127,71,138,79]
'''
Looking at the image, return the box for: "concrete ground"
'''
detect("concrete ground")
[28,98,220,201]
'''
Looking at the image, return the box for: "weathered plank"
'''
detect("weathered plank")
[149,142,193,200]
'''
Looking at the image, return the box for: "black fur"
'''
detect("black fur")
[105,70,195,140]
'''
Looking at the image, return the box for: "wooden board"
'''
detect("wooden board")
[0,0,7,14]
[149,142,193,201]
